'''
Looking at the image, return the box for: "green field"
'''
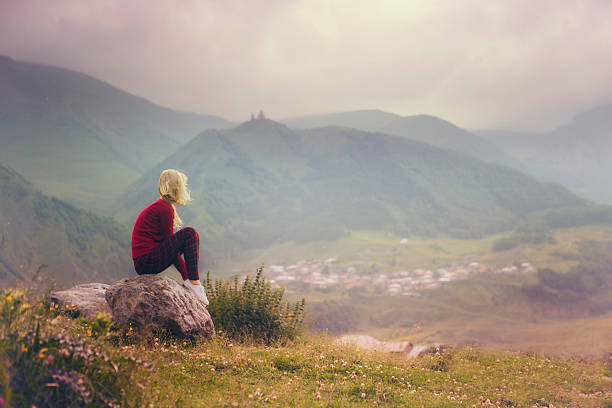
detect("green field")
[215,225,612,278]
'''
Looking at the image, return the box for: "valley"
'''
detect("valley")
[215,226,612,357]
[3,5,612,406]
[1,56,611,360]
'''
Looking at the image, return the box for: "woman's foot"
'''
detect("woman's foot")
[183,280,209,305]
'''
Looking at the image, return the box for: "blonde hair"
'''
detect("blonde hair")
[158,169,191,228]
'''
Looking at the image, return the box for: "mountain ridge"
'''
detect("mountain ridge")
[478,101,612,203]
[283,109,517,167]
[0,162,131,287]
[0,56,234,211]
[117,118,584,265]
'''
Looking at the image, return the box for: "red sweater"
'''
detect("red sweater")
[131,198,187,276]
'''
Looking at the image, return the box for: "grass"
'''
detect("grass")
[137,336,612,407]
[1,288,611,407]
[4,303,612,407]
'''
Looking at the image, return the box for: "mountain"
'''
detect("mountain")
[0,163,131,287]
[0,56,233,211]
[479,102,612,203]
[118,118,583,265]
[283,110,517,167]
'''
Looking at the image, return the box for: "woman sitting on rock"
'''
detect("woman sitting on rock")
[131,169,208,304]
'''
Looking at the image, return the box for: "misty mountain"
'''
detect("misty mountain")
[0,56,233,211]
[118,118,583,265]
[0,163,131,287]
[479,102,612,203]
[284,110,517,167]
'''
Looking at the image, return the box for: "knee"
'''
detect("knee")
[182,226,199,241]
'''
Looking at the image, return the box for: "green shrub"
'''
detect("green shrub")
[204,265,305,344]
[0,289,139,407]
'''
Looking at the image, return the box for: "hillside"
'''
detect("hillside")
[479,102,612,203]
[0,163,131,287]
[2,290,610,407]
[118,118,583,265]
[0,56,233,210]
[284,110,517,167]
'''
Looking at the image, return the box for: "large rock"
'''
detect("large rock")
[105,275,215,338]
[50,283,111,318]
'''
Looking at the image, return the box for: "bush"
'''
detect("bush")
[0,289,140,407]
[205,265,305,344]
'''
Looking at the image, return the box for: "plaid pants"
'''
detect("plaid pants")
[133,227,200,280]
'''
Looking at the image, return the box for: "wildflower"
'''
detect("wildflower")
[23,303,30,309]
[21,344,28,352]
[361,392,366,398]
[5,295,13,302]
[54,304,58,309]
[183,341,187,346]
[38,353,45,359]
[154,337,159,342]
[87,329,92,336]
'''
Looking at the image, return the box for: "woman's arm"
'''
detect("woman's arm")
[159,202,174,239]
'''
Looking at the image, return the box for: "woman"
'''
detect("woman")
[131,169,208,304]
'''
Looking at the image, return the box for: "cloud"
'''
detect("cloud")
[1,0,612,130]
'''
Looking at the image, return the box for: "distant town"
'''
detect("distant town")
[242,255,536,296]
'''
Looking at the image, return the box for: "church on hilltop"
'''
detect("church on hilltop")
[250,110,266,121]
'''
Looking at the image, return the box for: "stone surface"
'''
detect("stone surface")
[105,275,215,338]
[50,283,111,318]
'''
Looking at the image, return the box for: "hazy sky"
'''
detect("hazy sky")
[1,0,612,131]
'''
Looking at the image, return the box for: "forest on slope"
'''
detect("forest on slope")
[0,163,131,287]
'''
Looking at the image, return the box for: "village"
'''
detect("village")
[244,257,536,296]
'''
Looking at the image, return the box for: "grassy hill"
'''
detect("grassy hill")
[479,102,612,204]
[284,110,517,167]
[0,56,233,211]
[0,163,131,287]
[118,118,583,266]
[1,290,610,407]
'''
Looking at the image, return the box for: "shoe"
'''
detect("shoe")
[183,280,209,306]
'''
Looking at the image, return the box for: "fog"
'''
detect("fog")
[2,0,612,130]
